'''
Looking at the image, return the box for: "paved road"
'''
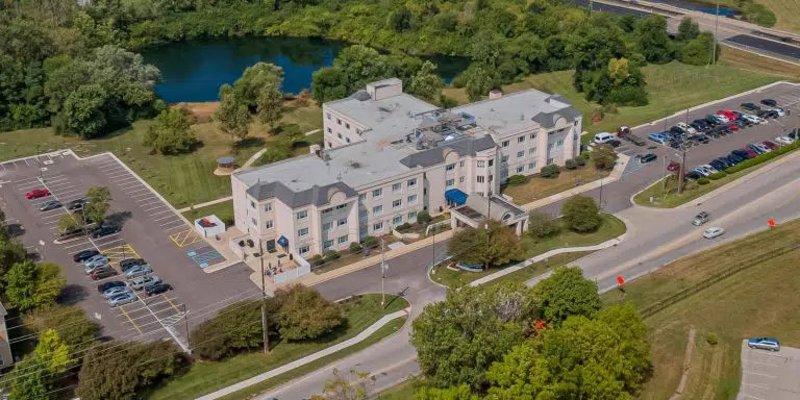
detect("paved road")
[257,87,800,398]
[739,342,800,400]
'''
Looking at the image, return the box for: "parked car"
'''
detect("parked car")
[748,337,780,351]
[107,291,137,307]
[717,110,737,121]
[741,102,760,112]
[666,161,680,172]
[39,200,62,211]
[771,107,785,117]
[709,159,727,171]
[762,140,780,151]
[25,188,50,199]
[685,171,702,180]
[676,122,696,135]
[124,264,152,279]
[692,211,710,226]
[84,260,109,275]
[119,258,147,272]
[710,113,729,123]
[692,167,710,177]
[740,113,764,124]
[92,223,120,239]
[689,134,710,144]
[593,132,615,145]
[607,139,622,148]
[67,198,87,211]
[699,164,719,174]
[788,128,800,140]
[760,98,778,107]
[97,280,126,293]
[747,143,769,154]
[726,154,744,165]
[73,249,100,263]
[648,132,670,144]
[726,122,739,131]
[91,267,117,281]
[102,285,132,299]
[83,254,107,268]
[775,136,795,145]
[702,227,725,239]
[130,275,161,290]
[144,282,173,297]
[639,153,657,163]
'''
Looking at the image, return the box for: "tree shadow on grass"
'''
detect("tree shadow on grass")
[232,137,265,151]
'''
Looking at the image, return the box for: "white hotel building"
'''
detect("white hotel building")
[231,78,582,258]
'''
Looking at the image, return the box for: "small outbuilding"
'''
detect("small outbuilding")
[214,156,237,176]
[194,214,226,238]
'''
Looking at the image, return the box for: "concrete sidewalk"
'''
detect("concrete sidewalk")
[470,237,623,287]
[196,308,410,400]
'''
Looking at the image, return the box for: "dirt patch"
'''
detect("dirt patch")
[173,102,220,123]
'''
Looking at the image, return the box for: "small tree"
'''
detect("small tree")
[276,285,343,341]
[84,186,112,225]
[528,211,560,238]
[539,164,560,178]
[448,221,522,268]
[561,195,601,233]
[24,305,98,353]
[57,213,83,234]
[33,262,67,309]
[6,261,66,311]
[144,108,198,155]
[592,144,618,170]
[8,356,49,400]
[35,329,71,374]
[215,84,250,142]
[532,266,601,325]
[417,210,432,225]
[190,300,274,360]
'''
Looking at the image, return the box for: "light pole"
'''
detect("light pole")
[712,2,720,65]
[380,237,387,306]
[258,240,269,354]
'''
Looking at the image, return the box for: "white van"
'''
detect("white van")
[593,132,614,145]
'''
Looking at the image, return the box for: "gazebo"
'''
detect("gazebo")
[214,156,236,176]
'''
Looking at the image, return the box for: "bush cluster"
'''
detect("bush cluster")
[724,142,799,174]
[539,164,560,178]
[507,175,527,185]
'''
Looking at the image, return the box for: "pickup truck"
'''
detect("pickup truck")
[617,126,646,146]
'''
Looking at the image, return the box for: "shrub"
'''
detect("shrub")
[416,210,432,225]
[396,222,413,232]
[528,211,561,238]
[362,235,379,249]
[707,172,727,180]
[24,305,98,354]
[592,144,618,170]
[574,156,587,167]
[561,195,601,233]
[539,164,560,178]
[705,332,718,346]
[323,250,340,262]
[349,242,362,253]
[190,300,274,360]
[580,151,591,160]
[564,159,577,170]
[697,177,710,185]
[308,254,324,266]
[507,174,527,185]
[276,285,343,341]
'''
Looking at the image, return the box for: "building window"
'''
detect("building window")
[501,140,510,148]
[265,220,273,229]
[557,139,563,146]
[327,142,332,147]
[327,113,331,120]
[322,208,333,215]
[501,155,509,163]
[446,178,455,187]
[251,218,257,226]
[408,212,417,221]
[529,133,537,140]
[345,122,350,129]
[459,160,465,167]
[547,157,555,165]
[392,183,402,193]
[477,160,485,167]
[337,133,343,139]
[346,138,351,143]
[477,176,485,183]
[489,175,493,182]
[373,205,383,215]
[337,235,348,244]
[336,204,347,210]
[327,127,332,134]
[359,193,366,201]
[528,162,536,169]
[407,178,417,188]
[264,202,272,212]
[488,159,494,167]
[250,201,255,208]
[298,227,309,238]
[373,222,383,231]
[517,136,525,143]
[337,218,347,227]
[297,210,307,220]
[323,222,333,231]
[548,143,554,150]
[516,151,524,158]
[516,166,524,173]
[459,176,465,183]
[408,195,418,204]
[324,240,334,249]
[445,163,455,172]
[393,215,403,225]
[298,246,309,255]
[529,147,537,155]
[337,118,341,125]
[372,188,383,199]
[393,199,402,209]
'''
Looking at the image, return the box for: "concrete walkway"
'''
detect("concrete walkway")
[196,308,410,400]
[469,237,623,287]
[243,148,267,168]
[177,196,233,213]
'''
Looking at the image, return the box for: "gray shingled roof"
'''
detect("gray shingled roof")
[399,135,496,168]
[246,181,358,207]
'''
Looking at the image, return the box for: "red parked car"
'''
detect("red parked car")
[717,110,737,121]
[740,148,758,158]
[25,188,50,199]
[727,123,739,131]
[762,140,780,150]
[667,161,681,172]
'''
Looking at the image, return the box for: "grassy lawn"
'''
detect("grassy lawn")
[376,378,419,400]
[603,219,800,400]
[0,102,323,209]
[501,165,611,205]
[444,61,785,140]
[147,294,408,400]
[431,214,625,288]
[633,146,799,208]
[755,0,800,32]
[182,200,234,225]
[720,45,800,79]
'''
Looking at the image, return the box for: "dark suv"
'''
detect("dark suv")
[119,258,146,272]
[92,223,120,239]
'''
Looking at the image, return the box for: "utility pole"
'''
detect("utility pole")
[258,240,269,353]
[182,303,190,349]
[380,237,387,306]
[677,149,687,194]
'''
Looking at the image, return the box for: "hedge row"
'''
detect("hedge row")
[724,141,800,174]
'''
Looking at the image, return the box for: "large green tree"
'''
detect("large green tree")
[8,356,49,400]
[84,186,112,225]
[5,260,66,311]
[411,282,537,389]
[561,195,601,233]
[448,220,522,269]
[680,32,718,66]
[144,108,198,154]
[231,62,285,127]
[634,15,674,63]
[59,83,109,139]
[35,329,71,374]
[409,61,444,102]
[276,284,343,341]
[215,84,251,141]
[532,266,601,325]
[676,17,700,42]
[24,305,99,354]
[190,299,279,360]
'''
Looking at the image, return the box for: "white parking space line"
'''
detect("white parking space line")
[138,199,163,207]
[154,214,177,222]
[132,194,157,201]
[126,187,151,194]
[149,209,174,217]
[160,220,186,229]
[164,224,189,232]
[105,170,131,177]
[143,207,169,214]
[118,182,144,189]
[114,176,138,183]
[61,240,92,250]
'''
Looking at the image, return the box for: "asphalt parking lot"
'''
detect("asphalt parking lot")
[739,341,800,400]
[0,151,256,349]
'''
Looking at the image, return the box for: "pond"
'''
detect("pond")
[141,36,470,103]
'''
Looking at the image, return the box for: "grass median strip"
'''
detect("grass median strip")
[146,294,409,400]
[501,166,611,205]
[431,214,625,288]
[634,142,800,208]
[602,218,800,399]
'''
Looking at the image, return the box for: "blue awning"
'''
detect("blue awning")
[277,235,289,247]
[445,188,468,206]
